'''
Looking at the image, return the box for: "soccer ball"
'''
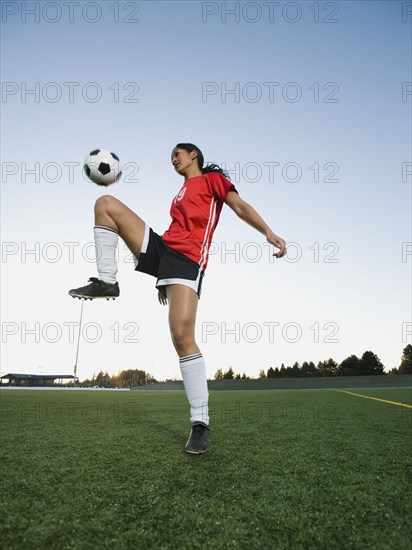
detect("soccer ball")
[83,149,122,186]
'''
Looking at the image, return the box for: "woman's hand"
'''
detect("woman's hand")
[266,231,287,258]
[158,290,168,305]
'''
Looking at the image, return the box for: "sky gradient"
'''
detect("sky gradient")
[1,0,411,381]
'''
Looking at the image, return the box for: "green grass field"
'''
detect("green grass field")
[1,388,411,549]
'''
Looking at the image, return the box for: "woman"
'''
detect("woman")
[69,143,286,454]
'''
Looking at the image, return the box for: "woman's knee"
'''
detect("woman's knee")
[94,194,116,214]
[170,322,195,353]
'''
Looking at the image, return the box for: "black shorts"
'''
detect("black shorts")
[134,226,205,298]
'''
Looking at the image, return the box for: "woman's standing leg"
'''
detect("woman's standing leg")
[167,284,210,453]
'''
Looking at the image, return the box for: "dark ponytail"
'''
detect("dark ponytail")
[173,143,231,180]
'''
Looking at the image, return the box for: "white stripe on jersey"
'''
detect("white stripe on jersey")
[199,197,218,270]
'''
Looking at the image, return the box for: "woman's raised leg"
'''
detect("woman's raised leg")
[69,195,146,299]
[94,195,146,259]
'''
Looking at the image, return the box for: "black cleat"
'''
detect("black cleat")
[185,423,210,455]
[68,277,120,300]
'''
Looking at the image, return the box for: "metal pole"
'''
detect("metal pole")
[74,300,84,386]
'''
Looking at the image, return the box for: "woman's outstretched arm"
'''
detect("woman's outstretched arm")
[225,191,287,258]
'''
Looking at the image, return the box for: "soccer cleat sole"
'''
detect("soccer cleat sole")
[185,448,207,455]
[70,294,117,301]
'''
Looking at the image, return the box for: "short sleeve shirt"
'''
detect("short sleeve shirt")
[162,172,237,269]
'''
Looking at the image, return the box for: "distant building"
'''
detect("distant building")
[0,373,75,387]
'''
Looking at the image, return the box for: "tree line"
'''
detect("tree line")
[73,345,411,385]
[214,345,412,380]
[77,369,157,387]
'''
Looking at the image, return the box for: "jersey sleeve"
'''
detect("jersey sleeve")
[208,172,238,201]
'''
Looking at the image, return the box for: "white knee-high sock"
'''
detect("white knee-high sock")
[179,353,209,426]
[94,226,118,284]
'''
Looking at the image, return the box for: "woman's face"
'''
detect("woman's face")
[171,147,197,176]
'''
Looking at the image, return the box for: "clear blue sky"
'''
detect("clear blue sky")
[1,0,411,381]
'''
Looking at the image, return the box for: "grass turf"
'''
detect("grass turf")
[1,388,411,549]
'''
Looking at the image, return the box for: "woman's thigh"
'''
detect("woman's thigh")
[167,284,199,353]
[95,195,146,259]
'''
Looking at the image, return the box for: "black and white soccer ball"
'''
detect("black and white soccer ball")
[84,149,122,186]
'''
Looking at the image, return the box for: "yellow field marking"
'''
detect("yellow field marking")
[337,390,412,409]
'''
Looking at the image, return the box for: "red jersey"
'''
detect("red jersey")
[162,172,237,270]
